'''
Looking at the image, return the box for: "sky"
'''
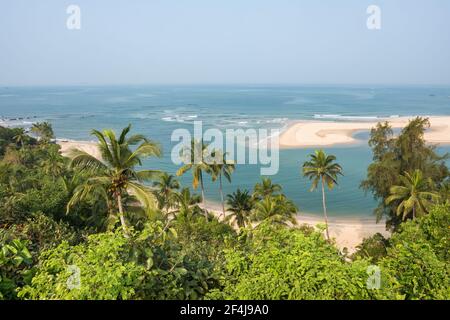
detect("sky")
[1,0,450,86]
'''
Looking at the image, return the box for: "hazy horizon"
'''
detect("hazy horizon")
[1,0,450,86]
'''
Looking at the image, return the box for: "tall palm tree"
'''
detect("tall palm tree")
[176,139,212,217]
[252,195,298,226]
[68,124,161,235]
[225,189,253,228]
[153,172,180,214]
[302,150,343,240]
[386,170,439,220]
[253,177,282,200]
[210,149,235,217]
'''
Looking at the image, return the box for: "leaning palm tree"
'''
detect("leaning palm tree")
[253,177,282,200]
[385,170,439,220]
[210,149,235,217]
[153,172,180,214]
[225,189,253,228]
[176,139,212,216]
[68,124,161,235]
[302,150,343,240]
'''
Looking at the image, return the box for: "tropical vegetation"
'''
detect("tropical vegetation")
[0,118,448,300]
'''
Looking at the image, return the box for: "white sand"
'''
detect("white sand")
[57,139,102,160]
[204,200,388,254]
[279,116,450,148]
[295,215,389,254]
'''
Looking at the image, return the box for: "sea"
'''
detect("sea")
[1,85,449,218]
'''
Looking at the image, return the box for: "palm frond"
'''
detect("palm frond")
[127,182,157,213]
[69,149,107,172]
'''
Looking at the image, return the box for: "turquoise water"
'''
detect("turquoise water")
[1,85,449,218]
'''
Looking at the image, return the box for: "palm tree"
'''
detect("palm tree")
[210,149,235,217]
[31,122,54,143]
[225,189,253,228]
[66,174,115,229]
[68,124,161,235]
[41,147,65,177]
[302,150,343,240]
[172,187,204,221]
[176,139,212,217]
[385,170,439,220]
[153,172,180,214]
[13,128,27,148]
[253,177,282,200]
[252,195,298,226]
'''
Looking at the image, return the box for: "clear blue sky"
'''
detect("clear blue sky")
[1,0,450,86]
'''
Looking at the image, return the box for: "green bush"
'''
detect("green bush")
[208,222,375,300]
[18,231,143,300]
[0,238,33,299]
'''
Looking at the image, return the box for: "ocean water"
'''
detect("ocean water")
[1,85,449,218]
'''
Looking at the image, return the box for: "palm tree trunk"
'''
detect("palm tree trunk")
[412,206,416,220]
[321,177,330,240]
[219,173,225,218]
[199,172,207,219]
[116,193,129,237]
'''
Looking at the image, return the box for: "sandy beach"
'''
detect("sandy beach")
[57,139,102,159]
[203,200,388,254]
[279,116,450,148]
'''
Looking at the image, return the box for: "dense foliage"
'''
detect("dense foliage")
[0,122,448,300]
[361,117,449,230]
[209,205,450,300]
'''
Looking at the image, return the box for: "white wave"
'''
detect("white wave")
[314,114,385,121]
[265,117,288,124]
[161,114,198,123]
[0,118,36,128]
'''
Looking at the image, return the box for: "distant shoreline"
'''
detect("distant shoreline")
[279,115,450,148]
